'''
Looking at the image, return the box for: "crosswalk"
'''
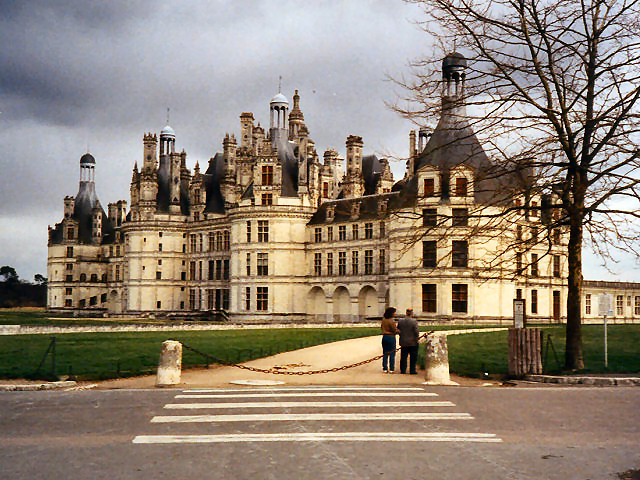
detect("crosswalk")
[133,386,502,444]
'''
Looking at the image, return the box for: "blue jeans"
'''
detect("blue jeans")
[382,335,396,371]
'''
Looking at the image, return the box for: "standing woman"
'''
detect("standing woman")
[381,307,398,373]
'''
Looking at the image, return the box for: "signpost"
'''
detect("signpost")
[513,299,526,329]
[598,293,613,368]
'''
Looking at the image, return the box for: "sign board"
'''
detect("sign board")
[598,293,614,317]
[513,299,526,328]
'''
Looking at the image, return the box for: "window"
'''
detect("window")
[66,247,73,258]
[452,284,468,313]
[338,252,346,275]
[327,226,333,241]
[262,165,273,185]
[156,300,162,309]
[158,259,162,266]
[101,293,107,303]
[65,299,72,307]
[314,227,322,243]
[314,253,322,276]
[531,289,538,314]
[365,223,373,239]
[379,249,386,274]
[516,288,522,300]
[452,241,468,268]
[339,225,346,241]
[423,241,437,268]
[530,227,538,243]
[422,284,436,313]
[207,289,214,310]
[79,299,86,307]
[209,232,215,251]
[224,231,230,250]
[190,234,197,252]
[628,296,632,306]
[424,178,434,196]
[261,193,273,206]
[223,289,229,310]
[159,232,163,238]
[189,289,196,310]
[66,274,73,282]
[423,209,437,227]
[245,287,251,311]
[209,260,215,280]
[198,234,203,252]
[352,251,359,275]
[116,245,120,256]
[246,221,252,242]
[189,261,196,280]
[352,224,359,240]
[327,253,333,276]
[553,229,561,245]
[80,273,87,282]
[65,287,72,295]
[616,295,623,315]
[531,201,538,218]
[258,220,269,242]
[585,294,591,315]
[223,260,229,280]
[115,265,120,281]
[553,255,561,278]
[257,287,268,311]
[216,232,223,250]
[198,261,203,280]
[257,253,268,276]
[246,253,251,276]
[455,177,468,196]
[67,227,74,240]
[516,225,523,241]
[452,208,468,227]
[530,253,539,277]
[194,189,201,203]
[323,182,329,198]
[181,271,186,281]
[635,296,640,315]
[216,259,222,280]
[516,253,523,275]
[156,271,162,280]
[158,242,163,252]
[364,250,373,274]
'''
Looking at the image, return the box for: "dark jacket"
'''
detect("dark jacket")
[397,316,419,347]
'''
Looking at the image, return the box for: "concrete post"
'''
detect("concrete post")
[423,333,458,385]
[156,340,182,387]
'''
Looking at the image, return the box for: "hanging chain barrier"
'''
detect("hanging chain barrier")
[181,331,434,376]
[34,336,57,378]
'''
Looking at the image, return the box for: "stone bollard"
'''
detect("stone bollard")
[423,333,458,385]
[156,340,182,387]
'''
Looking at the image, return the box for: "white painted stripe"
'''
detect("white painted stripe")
[151,412,473,423]
[183,387,427,393]
[175,392,437,399]
[164,401,456,409]
[133,432,502,444]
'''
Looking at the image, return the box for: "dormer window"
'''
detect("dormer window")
[424,178,435,196]
[326,205,335,221]
[455,177,468,196]
[351,202,360,219]
[262,165,273,185]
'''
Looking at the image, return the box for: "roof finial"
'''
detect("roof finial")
[453,39,457,52]
[278,75,282,93]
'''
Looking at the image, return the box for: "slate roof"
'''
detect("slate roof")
[203,153,226,214]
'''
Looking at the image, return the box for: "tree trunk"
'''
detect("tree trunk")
[565,211,584,370]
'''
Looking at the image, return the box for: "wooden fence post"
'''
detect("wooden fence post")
[508,328,542,376]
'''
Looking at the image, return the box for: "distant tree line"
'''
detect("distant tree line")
[0,266,47,308]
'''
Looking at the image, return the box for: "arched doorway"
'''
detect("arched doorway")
[108,289,122,314]
[307,286,327,322]
[358,286,379,320]
[333,286,351,322]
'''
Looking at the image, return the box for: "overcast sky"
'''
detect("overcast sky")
[0,0,636,283]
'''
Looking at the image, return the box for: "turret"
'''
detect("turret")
[64,196,75,218]
[240,112,254,149]
[159,124,175,156]
[223,133,237,175]
[142,133,157,172]
[441,52,468,121]
[91,205,102,244]
[345,135,363,175]
[288,89,306,140]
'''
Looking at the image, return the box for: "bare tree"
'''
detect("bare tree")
[392,0,640,369]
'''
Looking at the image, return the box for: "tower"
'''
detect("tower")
[441,51,467,121]
[288,89,305,140]
[269,91,289,143]
[345,135,363,175]
[240,112,254,150]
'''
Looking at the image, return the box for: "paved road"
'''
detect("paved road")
[1,385,638,479]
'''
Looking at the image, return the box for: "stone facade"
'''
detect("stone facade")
[47,56,639,323]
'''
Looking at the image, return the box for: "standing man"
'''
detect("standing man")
[397,308,419,374]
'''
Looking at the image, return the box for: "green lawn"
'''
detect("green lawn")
[0,309,185,327]
[0,328,378,380]
[440,325,640,377]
